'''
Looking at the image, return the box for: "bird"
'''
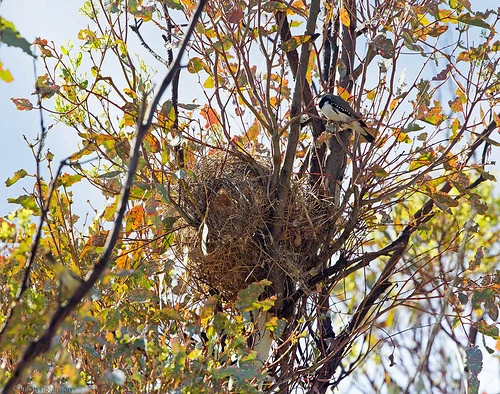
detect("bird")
[43,251,84,301]
[318,94,375,143]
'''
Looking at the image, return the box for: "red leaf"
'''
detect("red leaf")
[228,7,244,24]
[11,98,33,111]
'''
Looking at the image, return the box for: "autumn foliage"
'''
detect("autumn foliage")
[1,0,500,393]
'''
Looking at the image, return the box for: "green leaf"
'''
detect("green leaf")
[465,346,483,375]
[236,280,272,312]
[458,13,491,30]
[98,170,122,179]
[458,292,469,305]
[7,195,40,215]
[5,169,29,187]
[262,1,287,13]
[178,103,201,110]
[163,0,184,11]
[402,122,425,133]
[187,57,206,73]
[281,34,316,52]
[212,364,261,380]
[474,319,499,338]
[0,17,34,57]
[471,288,494,309]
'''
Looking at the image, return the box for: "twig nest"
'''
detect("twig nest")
[176,152,332,299]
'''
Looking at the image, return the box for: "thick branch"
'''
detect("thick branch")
[272,0,320,232]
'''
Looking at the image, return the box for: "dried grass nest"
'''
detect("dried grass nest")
[176,152,332,299]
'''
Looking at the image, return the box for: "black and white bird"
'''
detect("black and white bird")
[318,94,375,143]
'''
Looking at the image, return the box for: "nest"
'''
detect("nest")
[175,152,333,299]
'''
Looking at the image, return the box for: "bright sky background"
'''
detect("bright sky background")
[1,0,499,392]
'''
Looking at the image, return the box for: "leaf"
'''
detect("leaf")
[431,191,459,209]
[339,5,350,28]
[471,288,494,309]
[474,320,499,339]
[280,33,319,52]
[371,34,394,59]
[125,205,145,234]
[458,292,468,305]
[457,0,472,11]
[465,346,482,394]
[262,1,287,13]
[187,57,206,73]
[56,173,83,187]
[432,64,453,81]
[448,96,463,113]
[370,165,389,178]
[7,195,41,215]
[178,102,201,110]
[402,122,425,133]
[418,105,446,126]
[409,150,435,171]
[0,17,34,57]
[265,316,287,340]
[201,104,220,128]
[163,0,184,11]
[458,13,491,30]
[5,169,28,187]
[236,280,272,312]
[32,37,55,57]
[98,170,122,179]
[228,7,244,24]
[33,74,60,99]
[484,299,499,321]
[469,246,484,270]
[246,119,260,141]
[0,62,14,83]
[11,98,34,111]
[427,24,448,37]
[203,75,214,88]
[212,364,261,380]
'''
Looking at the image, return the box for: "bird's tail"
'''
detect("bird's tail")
[353,120,376,143]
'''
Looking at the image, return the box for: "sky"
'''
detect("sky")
[1,0,91,216]
[1,0,500,392]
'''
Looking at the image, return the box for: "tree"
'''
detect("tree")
[1,0,499,393]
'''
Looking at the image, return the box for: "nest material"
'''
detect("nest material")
[176,152,333,299]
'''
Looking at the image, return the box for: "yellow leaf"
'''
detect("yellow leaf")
[203,75,214,88]
[339,6,350,28]
[390,97,399,112]
[337,87,351,102]
[366,90,376,100]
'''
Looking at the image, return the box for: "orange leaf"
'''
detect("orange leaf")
[126,205,145,234]
[201,105,220,128]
